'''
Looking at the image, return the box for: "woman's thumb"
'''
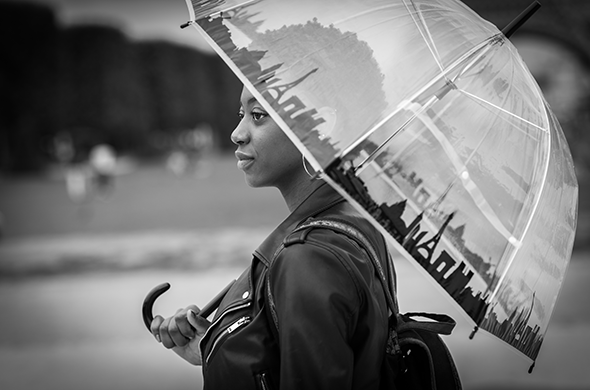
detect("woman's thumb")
[187,309,211,335]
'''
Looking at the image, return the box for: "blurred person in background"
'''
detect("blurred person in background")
[88,143,117,199]
[52,132,87,203]
[167,124,215,179]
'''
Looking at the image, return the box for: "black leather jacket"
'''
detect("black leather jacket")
[200,183,390,390]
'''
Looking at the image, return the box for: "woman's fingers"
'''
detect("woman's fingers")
[150,315,164,343]
[157,316,174,348]
[151,307,204,349]
[147,303,212,367]
[187,309,211,336]
[175,308,197,340]
[167,316,191,348]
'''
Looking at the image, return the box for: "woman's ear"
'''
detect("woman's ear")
[314,106,337,140]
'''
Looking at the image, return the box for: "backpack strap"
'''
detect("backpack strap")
[264,217,403,355]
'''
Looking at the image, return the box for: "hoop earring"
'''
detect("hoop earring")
[302,154,315,179]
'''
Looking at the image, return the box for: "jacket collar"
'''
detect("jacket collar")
[254,182,345,266]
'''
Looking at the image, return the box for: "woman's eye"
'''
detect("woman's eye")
[252,111,268,121]
[237,111,245,119]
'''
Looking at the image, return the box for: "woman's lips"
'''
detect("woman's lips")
[237,159,253,170]
[235,151,254,170]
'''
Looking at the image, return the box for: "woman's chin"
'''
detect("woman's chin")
[243,175,265,188]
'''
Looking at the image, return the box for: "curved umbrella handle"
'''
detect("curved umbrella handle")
[142,279,237,333]
[142,282,171,331]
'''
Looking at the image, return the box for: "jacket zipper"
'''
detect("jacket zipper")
[205,315,251,363]
[259,372,270,390]
[199,301,251,360]
[227,316,250,333]
[200,301,250,344]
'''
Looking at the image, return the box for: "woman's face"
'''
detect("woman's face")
[231,87,304,190]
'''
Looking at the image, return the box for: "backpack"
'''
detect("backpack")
[267,217,462,390]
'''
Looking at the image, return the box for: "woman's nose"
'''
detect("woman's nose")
[231,120,250,145]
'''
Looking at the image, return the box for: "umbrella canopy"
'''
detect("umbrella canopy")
[183,0,578,367]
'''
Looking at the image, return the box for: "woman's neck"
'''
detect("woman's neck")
[279,175,324,213]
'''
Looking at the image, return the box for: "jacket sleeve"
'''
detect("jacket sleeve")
[267,236,364,390]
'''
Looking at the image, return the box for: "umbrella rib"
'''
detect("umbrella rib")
[402,0,444,71]
[333,4,402,26]
[357,41,499,166]
[348,37,502,173]
[340,35,498,159]
[355,96,438,173]
[415,8,443,69]
[455,50,544,144]
[485,99,552,309]
[407,102,520,245]
[459,89,547,134]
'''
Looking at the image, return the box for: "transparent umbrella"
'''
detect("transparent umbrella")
[182,0,578,370]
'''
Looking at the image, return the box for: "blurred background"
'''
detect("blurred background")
[0,0,589,389]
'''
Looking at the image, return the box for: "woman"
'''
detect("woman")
[150,85,392,389]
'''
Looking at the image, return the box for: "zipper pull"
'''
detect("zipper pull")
[227,316,250,333]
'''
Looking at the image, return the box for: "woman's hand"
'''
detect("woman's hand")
[150,305,211,366]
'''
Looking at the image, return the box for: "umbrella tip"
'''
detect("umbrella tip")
[180,20,195,29]
[469,325,479,339]
[528,361,536,373]
[501,1,541,39]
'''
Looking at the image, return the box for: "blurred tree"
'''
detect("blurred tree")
[59,25,152,157]
[211,58,243,150]
[138,41,210,133]
[137,41,241,151]
[0,2,60,172]
[0,2,242,174]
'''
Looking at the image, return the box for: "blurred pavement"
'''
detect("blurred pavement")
[0,244,588,390]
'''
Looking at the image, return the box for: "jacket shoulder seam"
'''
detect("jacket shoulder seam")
[266,238,364,334]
